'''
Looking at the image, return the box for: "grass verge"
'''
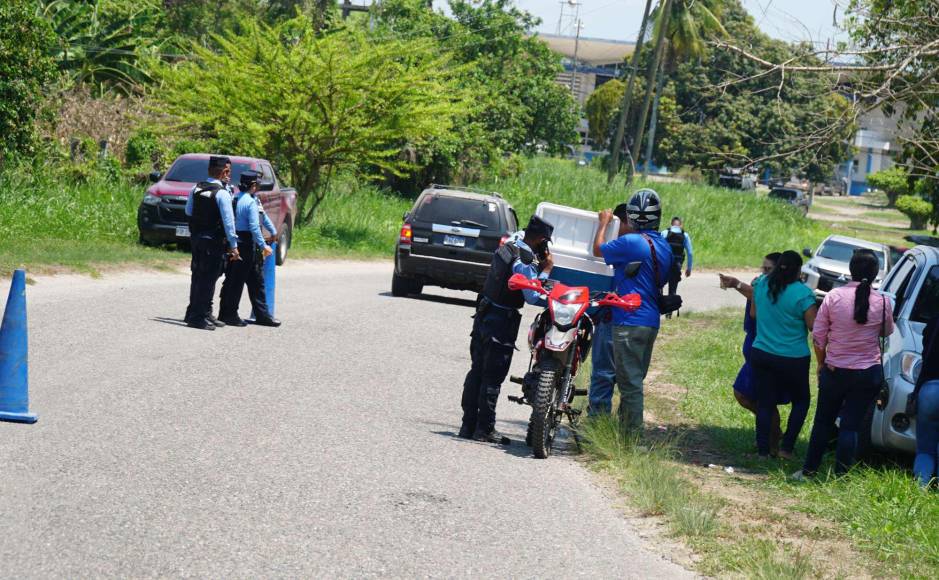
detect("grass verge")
[584,309,939,577]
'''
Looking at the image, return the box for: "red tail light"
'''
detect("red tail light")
[499,235,509,246]
[399,223,413,245]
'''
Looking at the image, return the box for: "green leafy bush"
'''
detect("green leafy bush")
[0,0,57,162]
[896,194,933,230]
[866,166,910,207]
[125,129,160,168]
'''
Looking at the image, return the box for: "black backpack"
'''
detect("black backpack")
[666,228,685,263]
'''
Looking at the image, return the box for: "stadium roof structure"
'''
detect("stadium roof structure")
[537,33,635,66]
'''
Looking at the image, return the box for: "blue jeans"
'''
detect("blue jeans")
[588,318,615,415]
[913,380,939,487]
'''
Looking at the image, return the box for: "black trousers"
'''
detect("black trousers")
[219,234,272,321]
[667,261,683,296]
[751,347,811,456]
[460,305,522,436]
[803,365,881,475]
[185,236,226,323]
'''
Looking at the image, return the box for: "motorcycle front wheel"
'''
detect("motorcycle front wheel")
[530,359,561,459]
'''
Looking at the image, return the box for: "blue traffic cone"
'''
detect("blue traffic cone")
[264,242,277,317]
[0,269,37,424]
[249,242,277,320]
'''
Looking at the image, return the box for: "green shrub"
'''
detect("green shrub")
[0,1,57,162]
[125,129,160,168]
[895,194,933,230]
[867,166,910,207]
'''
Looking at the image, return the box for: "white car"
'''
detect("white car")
[801,235,892,301]
[866,245,939,454]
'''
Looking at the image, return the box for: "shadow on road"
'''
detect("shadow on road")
[378,291,478,309]
[151,316,188,327]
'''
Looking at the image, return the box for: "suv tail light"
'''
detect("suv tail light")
[499,235,509,246]
[399,223,413,247]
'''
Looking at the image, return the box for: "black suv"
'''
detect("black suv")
[392,185,518,297]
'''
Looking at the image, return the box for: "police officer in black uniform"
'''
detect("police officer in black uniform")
[184,156,240,330]
[459,215,555,444]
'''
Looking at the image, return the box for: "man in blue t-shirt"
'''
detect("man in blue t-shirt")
[591,189,673,432]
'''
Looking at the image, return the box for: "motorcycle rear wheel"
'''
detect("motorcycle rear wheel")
[530,360,561,459]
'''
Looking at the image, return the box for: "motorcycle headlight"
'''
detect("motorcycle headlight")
[550,299,579,327]
[142,193,160,206]
[901,351,922,384]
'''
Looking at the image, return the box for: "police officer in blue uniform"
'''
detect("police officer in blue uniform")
[460,215,555,444]
[184,156,240,330]
[218,170,281,327]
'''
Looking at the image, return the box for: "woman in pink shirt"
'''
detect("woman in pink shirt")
[797,250,894,478]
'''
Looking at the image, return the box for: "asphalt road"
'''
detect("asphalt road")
[0,261,744,578]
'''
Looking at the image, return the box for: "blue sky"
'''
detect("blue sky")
[507,0,850,45]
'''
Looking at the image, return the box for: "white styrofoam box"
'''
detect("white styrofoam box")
[535,202,619,291]
[535,202,620,260]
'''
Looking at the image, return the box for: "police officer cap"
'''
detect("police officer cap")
[526,215,554,241]
[208,156,231,170]
[239,170,261,190]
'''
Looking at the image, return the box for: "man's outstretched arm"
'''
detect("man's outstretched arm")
[593,209,613,257]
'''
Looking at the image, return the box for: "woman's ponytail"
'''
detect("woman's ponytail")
[850,250,881,324]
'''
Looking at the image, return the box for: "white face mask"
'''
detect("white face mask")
[670,226,682,233]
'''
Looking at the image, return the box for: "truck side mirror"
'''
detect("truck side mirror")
[802,248,813,258]
[258,181,275,192]
[149,170,162,183]
[624,261,642,277]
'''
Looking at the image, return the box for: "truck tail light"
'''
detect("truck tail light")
[499,235,509,246]
[399,223,413,246]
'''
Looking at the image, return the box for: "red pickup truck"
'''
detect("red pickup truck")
[137,153,298,264]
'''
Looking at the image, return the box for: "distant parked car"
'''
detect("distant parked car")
[718,173,756,191]
[392,185,518,297]
[137,154,297,264]
[768,187,811,215]
[801,235,892,301]
[865,244,939,455]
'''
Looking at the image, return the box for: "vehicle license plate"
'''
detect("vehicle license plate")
[175,226,191,238]
[443,234,465,247]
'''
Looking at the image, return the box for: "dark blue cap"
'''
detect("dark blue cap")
[526,215,554,241]
[239,170,261,190]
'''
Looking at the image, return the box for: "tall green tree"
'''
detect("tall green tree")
[152,18,471,224]
[607,0,653,183]
[633,0,726,177]
[371,0,578,184]
[0,0,57,162]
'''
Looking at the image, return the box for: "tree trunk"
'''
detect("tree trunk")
[607,0,654,184]
[629,0,671,184]
[642,61,666,178]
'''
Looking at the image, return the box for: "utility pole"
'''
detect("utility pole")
[570,18,583,95]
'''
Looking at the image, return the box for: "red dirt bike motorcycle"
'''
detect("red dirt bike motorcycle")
[506,273,641,458]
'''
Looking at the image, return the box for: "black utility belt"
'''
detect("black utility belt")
[236,231,255,243]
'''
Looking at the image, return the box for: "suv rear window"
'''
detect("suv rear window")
[818,240,885,268]
[164,158,254,184]
[413,194,502,230]
[911,265,939,323]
